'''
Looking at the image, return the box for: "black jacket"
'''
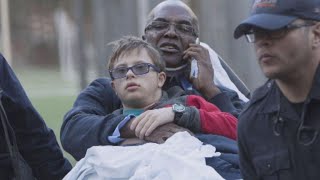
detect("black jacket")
[0,54,72,179]
[238,65,320,180]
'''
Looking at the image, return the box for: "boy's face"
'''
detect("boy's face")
[111,49,166,109]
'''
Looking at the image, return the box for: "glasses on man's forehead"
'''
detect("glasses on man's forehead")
[145,21,197,36]
[245,22,315,43]
[109,63,160,80]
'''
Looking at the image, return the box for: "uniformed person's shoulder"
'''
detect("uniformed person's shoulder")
[250,80,275,104]
[238,80,275,124]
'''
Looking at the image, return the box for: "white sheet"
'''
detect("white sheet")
[200,42,249,102]
[64,132,224,180]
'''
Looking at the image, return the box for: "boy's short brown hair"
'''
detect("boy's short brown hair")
[107,36,165,72]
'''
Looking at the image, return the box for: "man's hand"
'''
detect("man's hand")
[120,118,136,138]
[120,138,146,146]
[183,43,221,99]
[145,123,193,144]
[130,107,175,140]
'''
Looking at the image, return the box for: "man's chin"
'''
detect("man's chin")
[162,54,183,66]
[264,69,287,80]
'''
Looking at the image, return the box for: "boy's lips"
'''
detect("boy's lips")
[125,82,139,90]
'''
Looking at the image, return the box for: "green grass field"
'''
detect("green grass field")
[16,67,80,165]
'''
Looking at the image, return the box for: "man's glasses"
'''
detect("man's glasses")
[245,23,315,43]
[145,21,198,36]
[109,63,160,80]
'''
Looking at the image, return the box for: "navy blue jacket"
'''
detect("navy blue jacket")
[0,54,72,179]
[238,65,320,180]
[61,77,245,161]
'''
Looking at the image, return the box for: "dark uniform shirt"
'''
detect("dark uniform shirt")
[238,65,320,180]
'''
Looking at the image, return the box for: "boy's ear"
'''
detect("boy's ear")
[312,22,320,48]
[111,81,116,92]
[158,72,166,88]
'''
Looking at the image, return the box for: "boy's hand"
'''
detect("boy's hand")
[130,107,174,139]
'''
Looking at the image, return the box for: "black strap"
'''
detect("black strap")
[0,89,35,180]
[0,89,16,160]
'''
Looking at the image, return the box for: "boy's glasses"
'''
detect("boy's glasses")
[245,23,315,43]
[109,63,160,80]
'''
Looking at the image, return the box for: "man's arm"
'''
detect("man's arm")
[144,123,193,144]
[208,85,245,118]
[0,54,72,179]
[128,94,237,140]
[60,78,125,160]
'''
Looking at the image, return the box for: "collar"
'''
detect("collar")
[251,81,298,121]
[179,76,193,91]
[122,109,144,116]
[165,64,188,77]
[249,64,320,117]
[165,74,193,91]
[165,64,188,73]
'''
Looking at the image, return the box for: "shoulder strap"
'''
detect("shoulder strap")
[0,89,35,180]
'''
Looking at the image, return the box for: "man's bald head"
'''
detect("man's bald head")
[146,0,199,36]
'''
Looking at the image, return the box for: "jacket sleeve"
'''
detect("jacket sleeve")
[0,54,72,180]
[60,78,125,160]
[208,85,247,118]
[187,95,237,140]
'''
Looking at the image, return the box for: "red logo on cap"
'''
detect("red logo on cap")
[253,0,277,9]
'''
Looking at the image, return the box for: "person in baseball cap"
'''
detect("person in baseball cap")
[234,0,320,179]
[234,0,320,39]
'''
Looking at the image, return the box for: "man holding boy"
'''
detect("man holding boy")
[61,0,244,161]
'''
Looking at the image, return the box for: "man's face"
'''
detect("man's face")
[143,4,198,68]
[111,49,166,109]
[253,20,313,80]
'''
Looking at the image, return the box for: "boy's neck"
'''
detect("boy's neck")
[122,91,163,110]
[123,109,144,116]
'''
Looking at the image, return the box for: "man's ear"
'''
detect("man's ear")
[158,72,166,88]
[312,22,320,48]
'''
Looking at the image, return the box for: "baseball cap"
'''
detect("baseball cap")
[234,0,320,39]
